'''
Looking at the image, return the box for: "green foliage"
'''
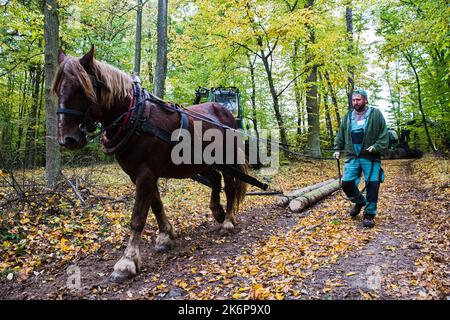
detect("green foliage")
[0,0,447,171]
[376,0,449,150]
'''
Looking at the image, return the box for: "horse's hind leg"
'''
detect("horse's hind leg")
[222,174,238,232]
[202,170,226,223]
[110,169,154,282]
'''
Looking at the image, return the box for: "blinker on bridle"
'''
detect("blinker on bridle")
[56,76,104,136]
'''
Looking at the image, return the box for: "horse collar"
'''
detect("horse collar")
[100,85,143,155]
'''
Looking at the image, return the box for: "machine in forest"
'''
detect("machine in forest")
[385,126,423,159]
[193,87,262,168]
[193,87,244,129]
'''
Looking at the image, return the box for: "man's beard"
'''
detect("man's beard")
[354,104,366,112]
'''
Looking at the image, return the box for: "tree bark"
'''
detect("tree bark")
[260,48,289,156]
[292,41,304,142]
[385,67,401,132]
[36,69,45,166]
[324,93,334,146]
[289,179,340,212]
[16,70,28,153]
[25,64,42,168]
[346,2,355,111]
[305,63,321,157]
[134,0,143,74]
[247,53,260,153]
[43,0,61,187]
[305,0,321,158]
[324,71,341,127]
[276,178,336,207]
[153,0,168,98]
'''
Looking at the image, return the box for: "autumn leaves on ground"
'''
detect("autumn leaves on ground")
[0,156,448,300]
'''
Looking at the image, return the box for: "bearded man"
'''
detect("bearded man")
[333,89,389,228]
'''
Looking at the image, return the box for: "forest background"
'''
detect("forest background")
[0,0,448,178]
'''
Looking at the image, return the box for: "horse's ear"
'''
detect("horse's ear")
[80,45,95,69]
[57,49,66,65]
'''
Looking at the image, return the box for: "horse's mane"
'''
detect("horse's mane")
[52,56,133,108]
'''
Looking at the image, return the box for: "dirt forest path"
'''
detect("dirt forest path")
[1,158,448,300]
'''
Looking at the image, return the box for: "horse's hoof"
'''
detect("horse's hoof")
[155,233,174,253]
[110,256,138,283]
[154,243,172,253]
[109,270,131,283]
[223,220,234,229]
[220,221,235,235]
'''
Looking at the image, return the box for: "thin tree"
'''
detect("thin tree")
[43,0,60,187]
[323,71,341,127]
[305,0,321,158]
[404,52,437,152]
[345,0,355,111]
[324,93,334,146]
[25,63,42,168]
[292,40,304,140]
[134,0,143,74]
[153,0,168,98]
[246,52,260,157]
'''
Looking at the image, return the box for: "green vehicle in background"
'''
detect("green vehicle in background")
[193,87,244,129]
[193,87,262,168]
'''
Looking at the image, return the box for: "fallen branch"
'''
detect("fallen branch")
[61,172,86,206]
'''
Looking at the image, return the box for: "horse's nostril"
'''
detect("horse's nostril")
[64,137,78,147]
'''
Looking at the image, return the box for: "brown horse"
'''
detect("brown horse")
[53,47,247,282]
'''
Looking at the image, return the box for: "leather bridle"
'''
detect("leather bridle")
[56,76,104,135]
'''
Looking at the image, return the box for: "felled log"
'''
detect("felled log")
[289,179,340,212]
[275,178,336,207]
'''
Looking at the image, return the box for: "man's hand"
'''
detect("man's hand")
[333,151,340,159]
[366,146,377,153]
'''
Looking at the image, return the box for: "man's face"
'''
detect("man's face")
[352,94,367,112]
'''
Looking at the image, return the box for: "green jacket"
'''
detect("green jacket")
[334,107,389,159]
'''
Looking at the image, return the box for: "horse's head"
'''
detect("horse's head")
[53,46,100,149]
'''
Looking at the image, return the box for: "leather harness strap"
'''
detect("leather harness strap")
[101,87,190,154]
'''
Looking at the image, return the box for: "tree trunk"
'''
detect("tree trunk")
[134,0,143,74]
[276,178,336,207]
[305,65,321,158]
[385,67,401,132]
[346,2,355,111]
[404,53,436,152]
[305,0,321,158]
[17,70,28,154]
[153,0,168,98]
[44,0,61,187]
[247,53,260,153]
[292,41,303,143]
[289,179,340,212]
[324,71,341,127]
[324,93,334,146]
[302,101,307,136]
[260,49,289,156]
[36,69,45,166]
[25,64,42,168]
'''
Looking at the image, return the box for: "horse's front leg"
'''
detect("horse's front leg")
[109,170,154,283]
[151,181,175,252]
